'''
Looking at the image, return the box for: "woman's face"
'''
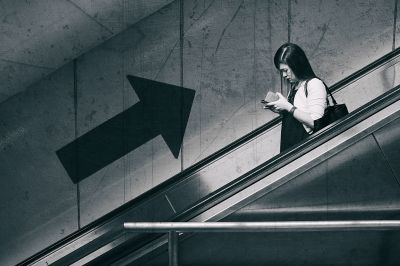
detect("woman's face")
[279,63,297,83]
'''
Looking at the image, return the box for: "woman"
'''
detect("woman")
[264,43,327,152]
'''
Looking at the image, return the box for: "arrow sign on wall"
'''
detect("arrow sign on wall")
[57,75,196,184]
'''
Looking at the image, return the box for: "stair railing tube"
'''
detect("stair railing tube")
[124,220,400,266]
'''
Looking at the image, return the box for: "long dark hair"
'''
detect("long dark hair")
[274,43,316,81]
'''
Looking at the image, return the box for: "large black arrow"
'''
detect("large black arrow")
[57,75,195,184]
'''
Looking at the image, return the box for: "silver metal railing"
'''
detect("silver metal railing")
[124,220,400,266]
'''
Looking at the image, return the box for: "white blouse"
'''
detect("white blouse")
[289,78,327,134]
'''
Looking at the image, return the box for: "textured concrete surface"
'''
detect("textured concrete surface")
[0,63,78,265]
[77,1,182,225]
[291,0,395,85]
[0,0,399,264]
[0,0,173,103]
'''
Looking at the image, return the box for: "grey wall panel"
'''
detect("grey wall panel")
[0,0,113,69]
[0,59,54,102]
[76,46,127,226]
[69,0,174,34]
[332,59,400,113]
[254,0,289,127]
[0,63,77,266]
[76,2,181,225]
[120,0,182,197]
[181,0,287,168]
[0,0,176,103]
[179,0,216,166]
[120,0,183,206]
[373,116,400,185]
[291,0,394,86]
[396,0,400,49]
[182,0,256,165]
[183,0,215,32]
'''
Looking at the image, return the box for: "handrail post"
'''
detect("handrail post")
[168,231,178,266]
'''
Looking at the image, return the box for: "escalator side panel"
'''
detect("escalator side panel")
[230,126,400,221]
[373,116,400,185]
[326,134,400,208]
[165,126,281,214]
[139,116,400,266]
[40,193,175,265]
[235,156,329,211]
[104,101,400,264]
[191,99,400,225]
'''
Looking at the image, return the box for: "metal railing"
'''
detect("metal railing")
[124,220,400,266]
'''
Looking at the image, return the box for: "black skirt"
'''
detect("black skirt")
[280,111,309,152]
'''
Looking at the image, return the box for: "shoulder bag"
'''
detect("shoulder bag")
[305,79,349,132]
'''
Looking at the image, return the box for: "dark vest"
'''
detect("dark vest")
[280,84,309,152]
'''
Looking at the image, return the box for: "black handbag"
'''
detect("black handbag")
[305,80,349,132]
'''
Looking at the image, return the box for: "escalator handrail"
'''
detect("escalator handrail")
[19,47,400,265]
[176,83,400,223]
[108,81,400,262]
[110,80,400,266]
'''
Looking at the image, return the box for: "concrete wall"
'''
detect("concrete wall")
[0,0,398,264]
[0,0,174,103]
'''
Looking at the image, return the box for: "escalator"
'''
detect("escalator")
[138,88,400,265]
[19,49,400,266]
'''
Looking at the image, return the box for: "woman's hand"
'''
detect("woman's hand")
[265,92,293,112]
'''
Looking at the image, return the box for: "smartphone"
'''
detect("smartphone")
[262,92,279,104]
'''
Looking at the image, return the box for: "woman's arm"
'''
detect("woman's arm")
[265,79,327,129]
[266,93,314,128]
[304,79,327,121]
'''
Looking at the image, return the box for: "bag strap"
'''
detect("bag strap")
[304,78,337,106]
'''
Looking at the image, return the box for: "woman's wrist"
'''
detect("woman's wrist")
[286,103,294,112]
[289,105,297,115]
